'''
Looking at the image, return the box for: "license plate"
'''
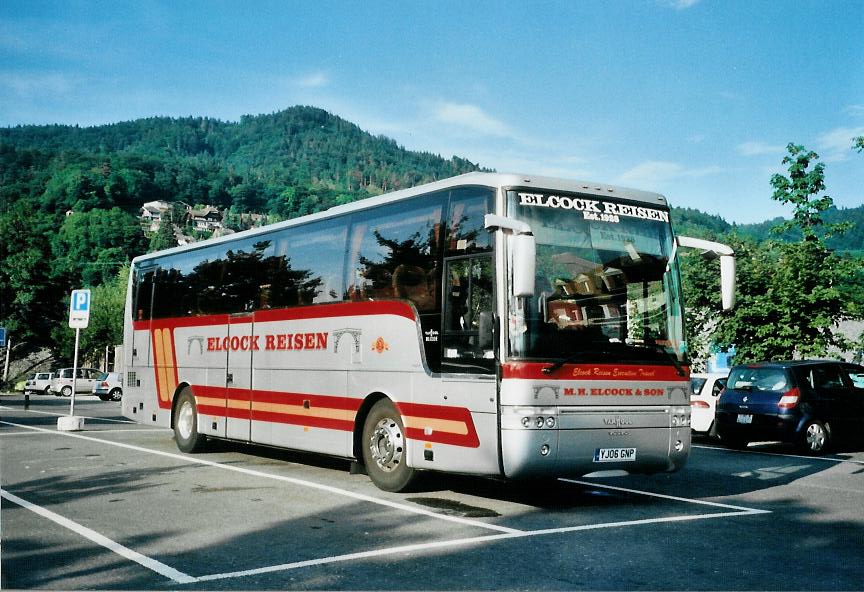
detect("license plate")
[737,414,753,424]
[593,447,637,463]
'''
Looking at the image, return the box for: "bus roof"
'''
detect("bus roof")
[131,172,669,265]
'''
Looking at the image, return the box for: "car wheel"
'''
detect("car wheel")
[43,386,51,396]
[109,388,122,402]
[61,386,72,397]
[800,420,829,454]
[361,399,417,492]
[174,387,207,453]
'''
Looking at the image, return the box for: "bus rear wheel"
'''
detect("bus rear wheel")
[174,388,208,453]
[362,399,417,492]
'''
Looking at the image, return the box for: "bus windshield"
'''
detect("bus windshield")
[506,190,686,366]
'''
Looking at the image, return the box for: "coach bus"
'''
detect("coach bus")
[122,172,735,491]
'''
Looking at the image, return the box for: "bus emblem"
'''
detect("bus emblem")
[371,337,390,354]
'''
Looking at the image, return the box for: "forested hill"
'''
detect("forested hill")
[0,106,487,218]
[671,205,864,254]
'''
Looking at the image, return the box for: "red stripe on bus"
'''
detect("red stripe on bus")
[133,301,416,331]
[396,401,480,448]
[502,362,689,382]
[188,385,479,447]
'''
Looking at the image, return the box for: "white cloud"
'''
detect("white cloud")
[295,71,329,88]
[736,141,786,157]
[616,160,722,188]
[843,104,864,117]
[817,126,864,162]
[0,72,72,97]
[661,0,700,9]
[433,102,512,137]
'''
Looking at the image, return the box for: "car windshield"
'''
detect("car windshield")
[505,190,685,365]
[728,367,789,391]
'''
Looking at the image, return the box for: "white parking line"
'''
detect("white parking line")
[0,421,521,535]
[0,488,196,584]
[693,444,864,465]
[0,428,169,436]
[197,505,766,583]
[0,405,136,424]
[560,478,771,513]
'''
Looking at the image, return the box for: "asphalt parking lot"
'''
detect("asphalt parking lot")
[2,393,863,590]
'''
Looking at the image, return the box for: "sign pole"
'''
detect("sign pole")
[2,336,10,383]
[70,327,80,417]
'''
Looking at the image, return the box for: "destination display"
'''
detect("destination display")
[516,192,670,223]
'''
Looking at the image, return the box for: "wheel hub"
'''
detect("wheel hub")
[177,401,194,440]
[806,424,826,451]
[369,418,404,473]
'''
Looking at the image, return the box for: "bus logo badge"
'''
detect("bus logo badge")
[371,337,389,354]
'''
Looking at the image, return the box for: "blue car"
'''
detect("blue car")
[715,360,864,454]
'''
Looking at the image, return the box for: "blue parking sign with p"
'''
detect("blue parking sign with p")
[69,289,92,328]
[72,290,90,312]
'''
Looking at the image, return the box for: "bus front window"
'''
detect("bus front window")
[506,190,686,367]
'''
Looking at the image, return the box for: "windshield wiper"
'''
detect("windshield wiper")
[542,352,590,375]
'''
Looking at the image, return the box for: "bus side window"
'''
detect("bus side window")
[442,256,494,373]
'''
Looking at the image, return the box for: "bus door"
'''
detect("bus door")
[225,312,254,441]
[131,266,156,368]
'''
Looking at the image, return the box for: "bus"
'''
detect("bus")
[122,172,735,492]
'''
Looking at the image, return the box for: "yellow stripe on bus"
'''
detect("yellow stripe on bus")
[402,416,468,436]
[153,329,169,405]
[251,402,356,421]
[160,328,176,400]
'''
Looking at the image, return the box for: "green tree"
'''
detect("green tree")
[148,220,176,252]
[0,201,61,347]
[712,144,857,362]
[51,266,129,365]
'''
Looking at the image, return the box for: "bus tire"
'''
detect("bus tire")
[362,399,417,492]
[174,388,208,453]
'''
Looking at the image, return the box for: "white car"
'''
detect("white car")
[92,372,123,401]
[690,372,729,437]
[50,367,102,397]
[25,371,55,395]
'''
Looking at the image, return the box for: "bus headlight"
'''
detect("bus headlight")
[545,417,556,429]
[535,417,546,429]
[521,417,531,428]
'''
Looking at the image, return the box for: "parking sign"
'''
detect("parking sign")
[0,327,6,347]
[68,289,91,329]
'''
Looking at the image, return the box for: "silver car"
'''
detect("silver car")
[92,372,123,401]
[51,367,102,397]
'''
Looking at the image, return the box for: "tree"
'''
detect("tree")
[712,144,857,362]
[51,266,128,365]
[148,219,177,252]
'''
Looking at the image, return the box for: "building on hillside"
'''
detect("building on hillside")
[187,206,223,231]
[141,201,173,232]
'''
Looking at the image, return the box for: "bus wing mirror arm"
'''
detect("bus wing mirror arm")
[677,236,736,311]
[484,215,536,298]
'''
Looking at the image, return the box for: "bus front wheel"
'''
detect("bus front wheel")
[174,388,208,453]
[362,399,417,492]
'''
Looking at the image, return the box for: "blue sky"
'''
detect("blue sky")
[1,0,862,223]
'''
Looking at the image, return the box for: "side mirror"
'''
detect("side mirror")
[677,236,736,310]
[719,254,736,311]
[512,233,536,298]
[484,214,536,299]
